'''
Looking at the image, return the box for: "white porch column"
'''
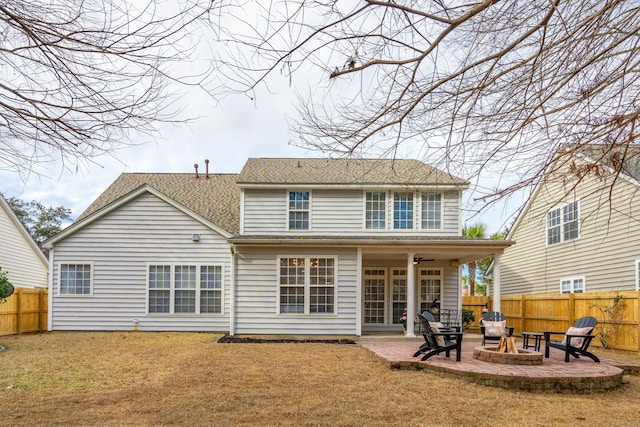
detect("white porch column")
[355,247,363,336]
[406,252,416,337]
[492,253,501,313]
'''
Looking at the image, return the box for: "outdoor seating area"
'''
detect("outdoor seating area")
[358,334,635,393]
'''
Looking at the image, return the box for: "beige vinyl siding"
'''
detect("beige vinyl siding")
[501,163,640,295]
[242,188,462,236]
[312,190,362,231]
[440,191,461,236]
[242,189,287,234]
[234,246,358,335]
[50,192,231,331]
[0,202,48,288]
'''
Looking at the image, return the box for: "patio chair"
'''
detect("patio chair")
[480,311,515,346]
[412,313,464,362]
[543,316,600,363]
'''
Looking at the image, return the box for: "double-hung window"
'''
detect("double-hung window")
[365,192,386,229]
[421,193,442,230]
[288,191,309,230]
[279,256,336,314]
[393,192,414,229]
[547,201,579,245]
[148,265,223,314]
[560,277,585,294]
[59,263,92,295]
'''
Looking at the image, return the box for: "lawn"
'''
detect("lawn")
[1,332,639,426]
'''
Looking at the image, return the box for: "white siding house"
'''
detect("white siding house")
[0,194,48,289]
[45,158,513,336]
[500,145,640,295]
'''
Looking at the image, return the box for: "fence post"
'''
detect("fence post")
[637,291,640,354]
[37,289,43,332]
[520,295,526,334]
[15,288,22,335]
[568,293,575,326]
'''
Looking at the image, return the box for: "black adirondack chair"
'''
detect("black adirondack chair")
[412,313,464,362]
[543,316,600,363]
[480,311,515,346]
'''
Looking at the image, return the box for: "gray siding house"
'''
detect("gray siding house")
[500,145,640,295]
[44,158,511,336]
[0,194,48,289]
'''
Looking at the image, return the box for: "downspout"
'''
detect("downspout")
[229,244,236,336]
[47,245,54,331]
[356,247,362,336]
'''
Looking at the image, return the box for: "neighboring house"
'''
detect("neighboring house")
[500,145,640,296]
[0,194,49,289]
[43,158,511,336]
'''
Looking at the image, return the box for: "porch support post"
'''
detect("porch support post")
[493,253,501,313]
[406,252,416,337]
[356,247,362,336]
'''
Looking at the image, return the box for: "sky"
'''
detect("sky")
[0,76,515,234]
[0,4,518,235]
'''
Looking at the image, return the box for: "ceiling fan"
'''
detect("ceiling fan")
[413,257,435,265]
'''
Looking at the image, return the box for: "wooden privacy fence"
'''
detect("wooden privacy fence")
[0,288,48,336]
[463,291,640,352]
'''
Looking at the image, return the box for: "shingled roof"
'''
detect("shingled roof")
[237,158,468,187]
[78,173,241,234]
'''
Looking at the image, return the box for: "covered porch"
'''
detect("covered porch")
[357,238,513,337]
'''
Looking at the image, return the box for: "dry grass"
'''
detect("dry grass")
[1,332,639,426]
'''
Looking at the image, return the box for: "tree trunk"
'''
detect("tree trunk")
[468,262,476,296]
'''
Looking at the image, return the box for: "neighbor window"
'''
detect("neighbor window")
[59,264,92,295]
[365,192,386,229]
[560,277,585,294]
[547,201,579,245]
[288,191,310,230]
[148,265,223,314]
[421,193,442,230]
[393,192,414,229]
[279,257,336,314]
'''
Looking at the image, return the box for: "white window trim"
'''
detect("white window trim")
[363,191,387,230]
[145,263,225,315]
[560,276,585,294]
[420,192,444,231]
[418,268,443,313]
[276,255,339,316]
[546,200,580,246]
[392,191,416,231]
[57,262,94,296]
[286,189,312,231]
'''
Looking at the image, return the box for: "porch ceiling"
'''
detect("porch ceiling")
[230,235,513,264]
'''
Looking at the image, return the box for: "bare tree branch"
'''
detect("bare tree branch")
[0,0,214,176]
[212,0,640,215]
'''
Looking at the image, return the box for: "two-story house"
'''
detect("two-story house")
[43,158,511,336]
[500,144,640,296]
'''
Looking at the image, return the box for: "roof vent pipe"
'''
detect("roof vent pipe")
[205,159,210,179]
[194,163,199,179]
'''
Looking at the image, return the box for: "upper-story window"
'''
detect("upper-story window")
[547,201,579,245]
[288,191,309,230]
[393,192,414,229]
[421,193,442,230]
[365,192,386,229]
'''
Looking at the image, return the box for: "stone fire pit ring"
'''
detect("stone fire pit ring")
[473,346,544,365]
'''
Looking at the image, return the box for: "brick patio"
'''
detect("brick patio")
[357,334,636,393]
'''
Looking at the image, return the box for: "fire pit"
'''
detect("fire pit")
[473,337,544,365]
